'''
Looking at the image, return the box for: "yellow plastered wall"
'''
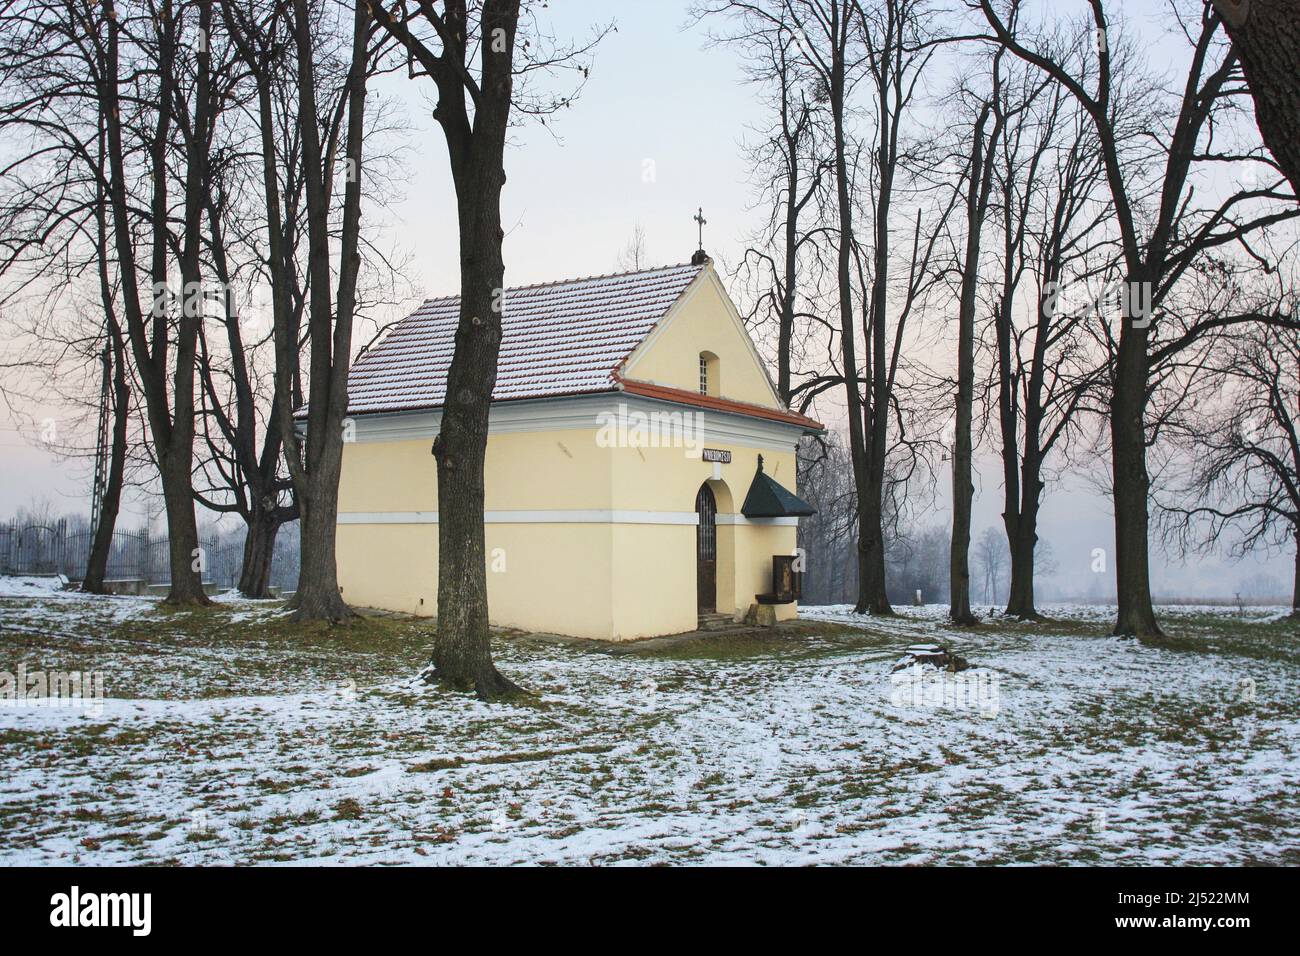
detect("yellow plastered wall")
[622,268,781,410]
[338,437,437,512]
[607,436,796,512]
[336,523,437,617]
[336,417,804,639]
[485,428,613,509]
[610,524,698,638]
[485,523,615,638]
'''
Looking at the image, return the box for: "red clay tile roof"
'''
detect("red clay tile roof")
[616,378,824,432]
[337,260,820,433]
[344,262,704,416]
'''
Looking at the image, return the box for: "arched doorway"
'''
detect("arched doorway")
[695,483,717,613]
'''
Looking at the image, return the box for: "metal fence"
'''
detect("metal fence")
[0,519,299,593]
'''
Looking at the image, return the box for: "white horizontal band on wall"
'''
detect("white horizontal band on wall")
[715,514,799,526]
[338,511,438,524]
[338,510,800,527]
[338,510,696,526]
[342,393,804,451]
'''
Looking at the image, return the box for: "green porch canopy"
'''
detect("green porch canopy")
[740,455,816,518]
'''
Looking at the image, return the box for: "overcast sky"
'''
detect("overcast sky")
[0,0,1289,600]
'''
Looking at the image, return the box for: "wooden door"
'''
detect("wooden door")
[696,483,716,613]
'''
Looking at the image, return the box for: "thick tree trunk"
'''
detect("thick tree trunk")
[291,485,349,619]
[949,448,976,622]
[1004,503,1038,619]
[824,27,888,617]
[857,469,892,614]
[857,66,895,618]
[1002,379,1045,620]
[419,1,524,699]
[949,104,994,626]
[100,0,209,606]
[276,0,367,624]
[1212,0,1300,198]
[1111,312,1163,637]
[430,186,520,698]
[950,265,976,623]
[237,511,280,598]
[160,451,208,604]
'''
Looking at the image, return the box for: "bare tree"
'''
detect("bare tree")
[701,0,832,406]
[616,224,649,271]
[972,525,1008,604]
[0,6,139,594]
[216,0,406,600]
[83,145,133,593]
[19,0,234,605]
[371,1,606,697]
[193,202,299,598]
[988,64,1106,620]
[1161,280,1300,616]
[846,0,955,615]
[253,0,374,621]
[947,49,1012,625]
[705,0,952,617]
[978,0,1300,637]
[757,0,949,616]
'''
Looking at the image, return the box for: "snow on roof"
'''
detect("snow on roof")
[345,262,705,416]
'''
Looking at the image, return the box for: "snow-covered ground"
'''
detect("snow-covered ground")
[1,588,1297,865]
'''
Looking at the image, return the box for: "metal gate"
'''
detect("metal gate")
[695,483,716,613]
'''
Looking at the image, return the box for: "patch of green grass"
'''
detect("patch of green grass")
[334,798,364,821]
[620,620,880,660]
[0,600,439,701]
[409,756,464,773]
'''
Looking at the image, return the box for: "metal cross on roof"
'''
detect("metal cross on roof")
[694,207,707,250]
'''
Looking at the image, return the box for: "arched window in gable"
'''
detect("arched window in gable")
[699,351,719,397]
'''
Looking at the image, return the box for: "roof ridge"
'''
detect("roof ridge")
[417,260,703,304]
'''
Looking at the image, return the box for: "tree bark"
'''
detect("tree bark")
[237,510,280,598]
[369,0,525,695]
[1111,296,1163,637]
[858,468,892,614]
[161,0,214,606]
[428,2,524,698]
[273,0,368,623]
[778,150,797,404]
[1211,0,1300,198]
[999,287,1047,621]
[83,155,131,595]
[950,101,996,626]
[1004,501,1039,618]
[827,3,889,617]
[856,4,896,618]
[100,0,210,605]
